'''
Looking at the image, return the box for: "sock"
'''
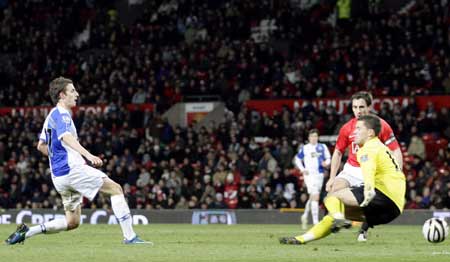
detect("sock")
[111,194,136,240]
[295,215,334,243]
[361,221,369,232]
[26,219,68,238]
[303,199,311,218]
[323,196,344,218]
[311,200,319,225]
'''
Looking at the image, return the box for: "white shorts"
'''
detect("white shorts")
[304,173,324,195]
[336,163,363,187]
[52,165,107,211]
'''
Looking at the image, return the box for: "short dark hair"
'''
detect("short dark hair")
[358,114,381,136]
[49,77,73,105]
[351,91,373,106]
[308,128,319,136]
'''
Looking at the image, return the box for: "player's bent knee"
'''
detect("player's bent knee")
[330,188,344,196]
[326,192,336,199]
[102,178,124,195]
[113,182,123,195]
[66,219,80,230]
[108,181,123,196]
[67,222,79,230]
[310,194,320,201]
[327,191,344,200]
[331,179,349,192]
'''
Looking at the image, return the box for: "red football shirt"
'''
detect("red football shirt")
[335,118,399,167]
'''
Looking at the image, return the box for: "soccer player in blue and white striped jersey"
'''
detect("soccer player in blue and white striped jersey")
[5,77,150,245]
[294,129,331,229]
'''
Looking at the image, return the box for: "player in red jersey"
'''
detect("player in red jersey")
[325,91,403,242]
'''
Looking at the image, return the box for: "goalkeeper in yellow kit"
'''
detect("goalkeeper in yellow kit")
[280,114,406,244]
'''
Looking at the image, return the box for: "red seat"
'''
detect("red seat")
[436,138,448,149]
[422,133,433,142]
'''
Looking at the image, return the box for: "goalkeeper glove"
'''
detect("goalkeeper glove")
[360,186,376,207]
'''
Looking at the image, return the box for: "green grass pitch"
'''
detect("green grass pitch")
[1,224,449,262]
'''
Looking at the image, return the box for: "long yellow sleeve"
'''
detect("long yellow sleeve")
[358,148,376,189]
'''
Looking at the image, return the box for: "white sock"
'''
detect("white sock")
[303,199,311,218]
[26,219,68,238]
[302,232,315,242]
[311,200,319,225]
[332,212,345,219]
[111,194,136,240]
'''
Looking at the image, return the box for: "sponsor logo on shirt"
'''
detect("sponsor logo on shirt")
[360,154,369,162]
[62,115,71,124]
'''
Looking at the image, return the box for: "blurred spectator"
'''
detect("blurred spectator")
[407,135,426,160]
[210,193,227,209]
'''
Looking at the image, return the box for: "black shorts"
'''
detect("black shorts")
[351,186,401,227]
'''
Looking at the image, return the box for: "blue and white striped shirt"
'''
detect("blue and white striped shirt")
[294,143,331,174]
[39,106,85,176]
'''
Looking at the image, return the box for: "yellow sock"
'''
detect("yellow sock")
[324,196,344,217]
[294,215,334,243]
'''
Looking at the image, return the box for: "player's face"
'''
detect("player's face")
[61,84,79,108]
[308,133,319,144]
[352,98,370,118]
[355,120,369,145]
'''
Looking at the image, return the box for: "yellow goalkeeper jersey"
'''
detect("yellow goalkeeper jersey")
[357,137,406,212]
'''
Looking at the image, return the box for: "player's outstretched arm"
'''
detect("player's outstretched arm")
[61,133,103,167]
[37,140,49,156]
[325,150,342,192]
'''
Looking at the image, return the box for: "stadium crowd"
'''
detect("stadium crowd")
[1,0,449,109]
[0,0,449,211]
[0,95,449,211]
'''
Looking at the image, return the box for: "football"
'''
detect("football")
[422,218,449,243]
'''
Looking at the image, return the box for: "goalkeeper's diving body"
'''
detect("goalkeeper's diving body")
[280,114,406,245]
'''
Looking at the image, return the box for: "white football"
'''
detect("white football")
[422,218,449,243]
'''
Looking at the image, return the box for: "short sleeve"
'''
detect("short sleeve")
[335,124,349,153]
[323,144,331,160]
[296,147,304,160]
[39,127,47,143]
[54,112,72,140]
[379,120,400,150]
